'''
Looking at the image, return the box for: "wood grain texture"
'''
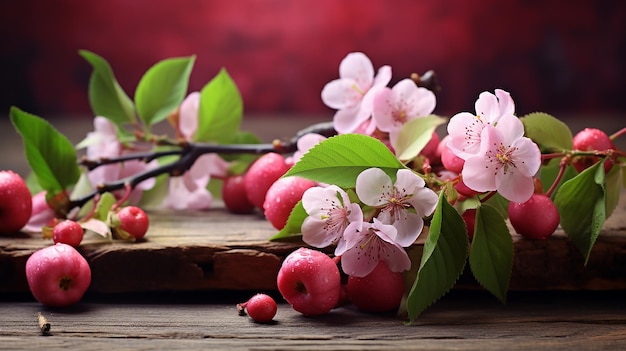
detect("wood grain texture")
[1,193,626,295]
[0,291,624,350]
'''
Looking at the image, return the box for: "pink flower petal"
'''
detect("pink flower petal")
[475,91,501,123]
[341,219,411,277]
[321,79,362,110]
[332,104,363,134]
[446,112,485,159]
[355,168,392,207]
[495,89,515,117]
[339,52,374,88]
[179,92,200,140]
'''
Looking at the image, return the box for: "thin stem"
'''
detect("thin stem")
[480,191,497,203]
[68,122,338,211]
[610,127,626,141]
[545,157,568,198]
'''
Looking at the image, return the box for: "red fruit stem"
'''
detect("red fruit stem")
[541,152,566,161]
[112,183,133,210]
[480,191,497,203]
[545,158,568,198]
[610,127,626,141]
[236,302,248,316]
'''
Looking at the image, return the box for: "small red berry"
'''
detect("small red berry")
[114,206,149,240]
[244,153,290,209]
[52,220,84,247]
[347,261,405,313]
[237,293,277,323]
[0,170,32,234]
[263,176,316,230]
[462,209,477,241]
[439,136,465,174]
[222,175,256,214]
[508,194,560,239]
[572,128,616,173]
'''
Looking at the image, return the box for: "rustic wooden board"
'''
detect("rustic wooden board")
[1,192,625,295]
[0,291,625,350]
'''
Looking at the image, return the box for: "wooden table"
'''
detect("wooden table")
[1,290,624,350]
[1,115,626,349]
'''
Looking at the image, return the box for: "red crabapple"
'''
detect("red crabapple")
[0,170,32,234]
[237,293,277,323]
[112,206,149,240]
[263,176,316,230]
[222,174,256,214]
[277,247,341,316]
[52,220,84,247]
[508,194,560,239]
[244,153,290,209]
[25,243,92,307]
[572,128,616,173]
[462,209,477,241]
[346,261,405,313]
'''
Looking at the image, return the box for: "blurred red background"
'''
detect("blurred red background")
[1,0,625,120]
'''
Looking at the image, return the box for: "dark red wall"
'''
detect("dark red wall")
[1,0,624,119]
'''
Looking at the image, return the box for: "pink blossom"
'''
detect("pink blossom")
[338,218,411,277]
[372,78,436,148]
[82,117,157,204]
[446,89,515,160]
[161,94,230,210]
[301,185,363,253]
[178,91,200,140]
[355,168,438,246]
[321,52,391,134]
[286,132,327,166]
[161,152,230,210]
[23,191,55,232]
[462,116,541,203]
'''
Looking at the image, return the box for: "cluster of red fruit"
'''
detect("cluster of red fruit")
[222,152,315,230]
[224,154,405,322]
[233,127,619,323]
[0,170,150,307]
[446,127,617,241]
[238,248,404,323]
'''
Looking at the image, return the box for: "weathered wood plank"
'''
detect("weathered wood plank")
[1,193,626,294]
[0,291,624,350]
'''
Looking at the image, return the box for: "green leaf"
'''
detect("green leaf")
[406,192,468,323]
[285,134,406,189]
[79,50,136,126]
[469,204,513,303]
[195,68,243,143]
[135,55,196,127]
[395,115,446,162]
[604,164,622,219]
[553,162,606,264]
[10,107,80,193]
[269,200,307,242]
[94,192,117,221]
[520,112,573,152]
